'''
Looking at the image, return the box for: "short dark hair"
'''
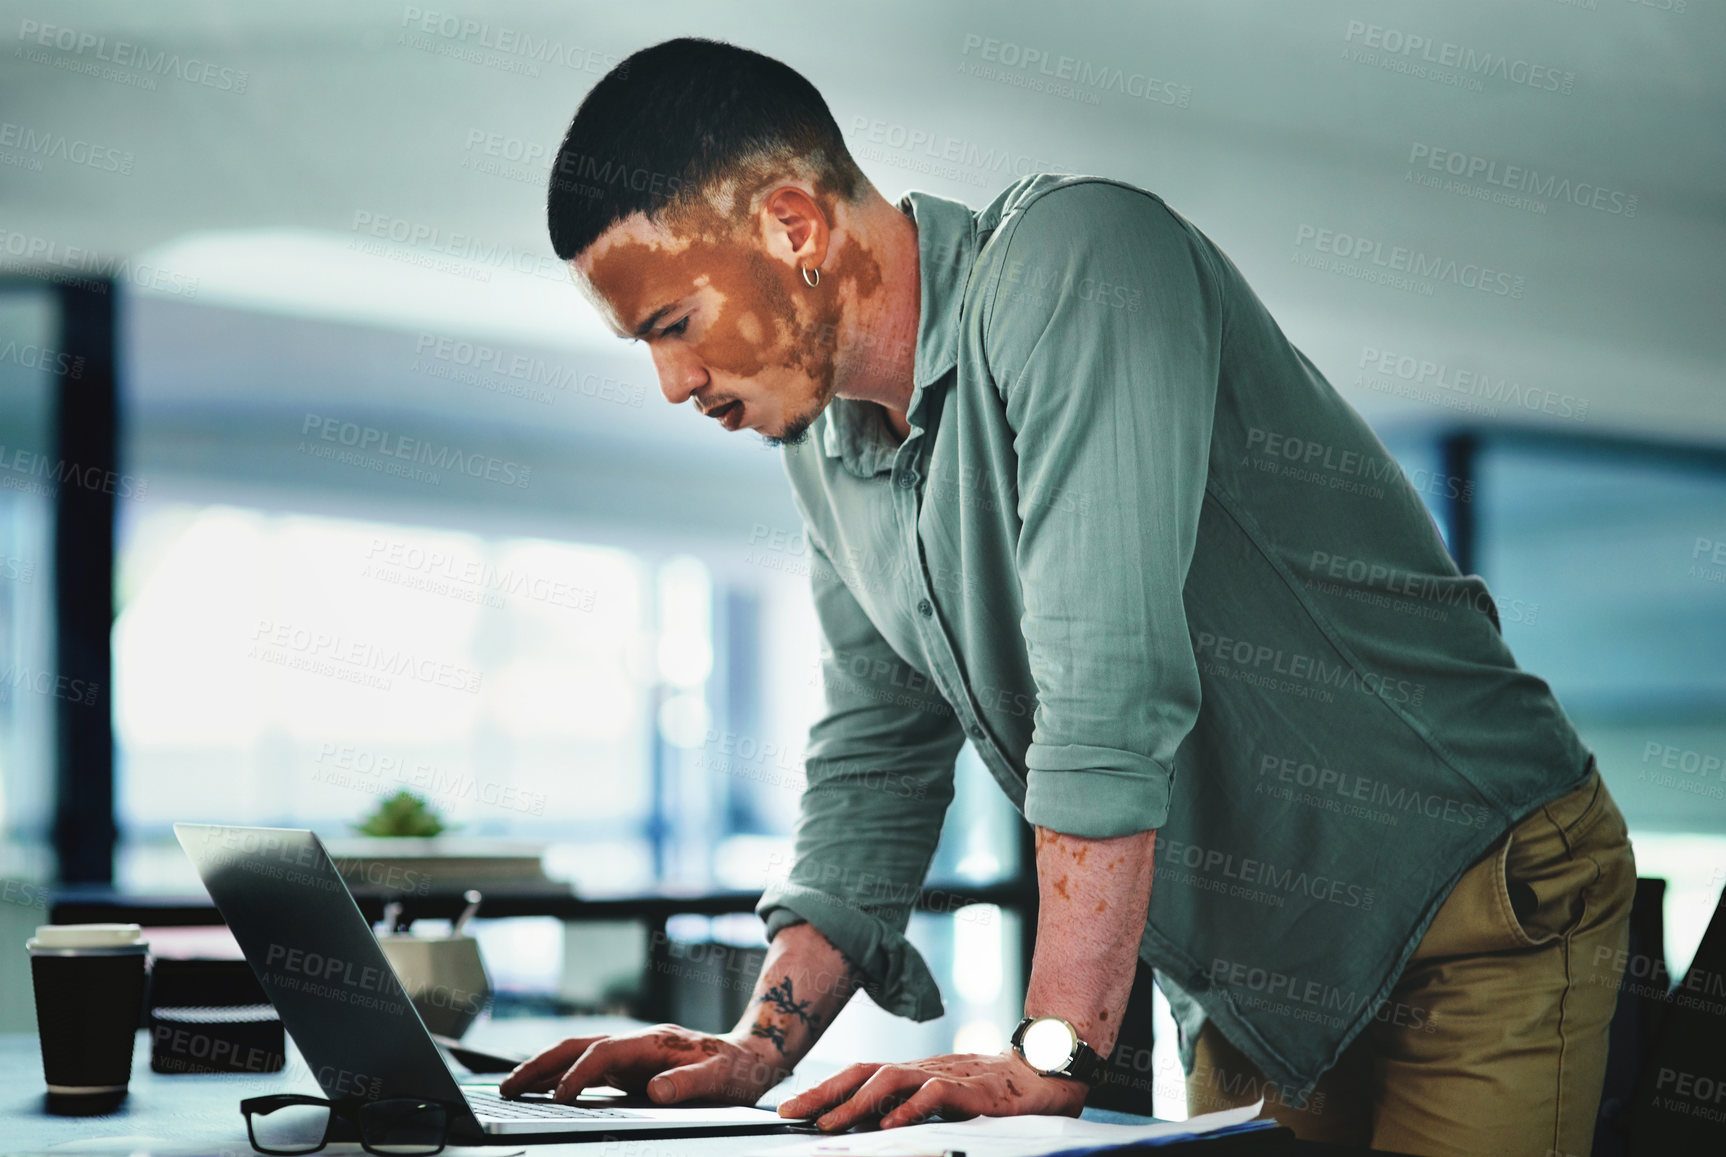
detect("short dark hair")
[546,37,869,261]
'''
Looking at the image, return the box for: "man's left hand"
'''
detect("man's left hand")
[777,1051,1087,1131]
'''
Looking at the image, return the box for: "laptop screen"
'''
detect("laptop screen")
[174,823,475,1122]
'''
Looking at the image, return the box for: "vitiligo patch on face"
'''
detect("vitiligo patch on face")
[576,165,887,438]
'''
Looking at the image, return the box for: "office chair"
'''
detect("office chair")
[1624,875,1726,1154]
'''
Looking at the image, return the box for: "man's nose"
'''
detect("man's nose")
[652,346,707,406]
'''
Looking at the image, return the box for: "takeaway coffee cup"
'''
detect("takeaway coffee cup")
[26,923,150,1115]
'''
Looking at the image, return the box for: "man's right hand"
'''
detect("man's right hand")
[497,1023,787,1106]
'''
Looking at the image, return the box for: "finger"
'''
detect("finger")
[881,1078,979,1129]
[553,1038,664,1102]
[815,1066,927,1133]
[648,1055,749,1105]
[778,1063,881,1119]
[499,1037,604,1097]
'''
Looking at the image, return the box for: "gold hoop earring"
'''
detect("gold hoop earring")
[801,264,820,288]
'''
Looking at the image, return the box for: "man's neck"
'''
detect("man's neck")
[832,193,920,441]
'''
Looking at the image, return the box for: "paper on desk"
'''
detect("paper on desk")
[749,1099,1267,1157]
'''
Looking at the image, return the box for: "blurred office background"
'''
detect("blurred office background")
[1,0,1722,1118]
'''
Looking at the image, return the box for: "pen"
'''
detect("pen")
[451,889,482,937]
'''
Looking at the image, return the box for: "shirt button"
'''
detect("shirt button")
[897,471,917,489]
[917,599,933,618]
[967,724,985,740]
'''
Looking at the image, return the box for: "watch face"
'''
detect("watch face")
[1020,1017,1078,1073]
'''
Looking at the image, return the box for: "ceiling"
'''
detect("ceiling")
[1,0,1721,448]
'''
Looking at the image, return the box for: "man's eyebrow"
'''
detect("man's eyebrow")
[631,303,679,339]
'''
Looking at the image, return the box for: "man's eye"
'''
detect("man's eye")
[662,316,690,338]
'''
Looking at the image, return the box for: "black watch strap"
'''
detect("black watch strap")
[1011,1016,1108,1088]
[1063,1040,1108,1087]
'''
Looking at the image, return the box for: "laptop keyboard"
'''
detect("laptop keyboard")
[467,1089,645,1119]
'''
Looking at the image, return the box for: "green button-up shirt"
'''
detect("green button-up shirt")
[755,174,1591,1098]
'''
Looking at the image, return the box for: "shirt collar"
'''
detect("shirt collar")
[820,189,978,477]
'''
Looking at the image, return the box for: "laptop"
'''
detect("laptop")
[175,823,799,1141]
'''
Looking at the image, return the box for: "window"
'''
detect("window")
[1475,440,1726,974]
[0,286,60,883]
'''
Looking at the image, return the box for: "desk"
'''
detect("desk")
[0,1017,1407,1156]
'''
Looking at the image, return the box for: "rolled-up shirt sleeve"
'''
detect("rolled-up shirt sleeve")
[982,181,1223,837]
[756,536,966,1021]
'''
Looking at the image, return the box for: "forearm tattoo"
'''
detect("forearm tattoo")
[749,1022,788,1050]
[746,975,822,1057]
[762,977,819,1027]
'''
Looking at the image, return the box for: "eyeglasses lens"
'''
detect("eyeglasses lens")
[359,1099,450,1155]
[247,1100,332,1154]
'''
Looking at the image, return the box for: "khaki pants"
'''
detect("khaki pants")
[1187,765,1636,1157]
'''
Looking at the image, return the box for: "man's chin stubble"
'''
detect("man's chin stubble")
[760,417,814,449]
[759,382,835,448]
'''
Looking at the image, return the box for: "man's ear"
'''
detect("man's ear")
[761,186,831,274]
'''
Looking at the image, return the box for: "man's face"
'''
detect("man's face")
[572,185,875,445]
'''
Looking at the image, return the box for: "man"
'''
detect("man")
[499,37,1635,1157]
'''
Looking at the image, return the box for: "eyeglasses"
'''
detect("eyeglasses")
[240,1094,456,1155]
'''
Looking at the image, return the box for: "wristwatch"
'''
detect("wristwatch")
[1010,1016,1107,1087]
